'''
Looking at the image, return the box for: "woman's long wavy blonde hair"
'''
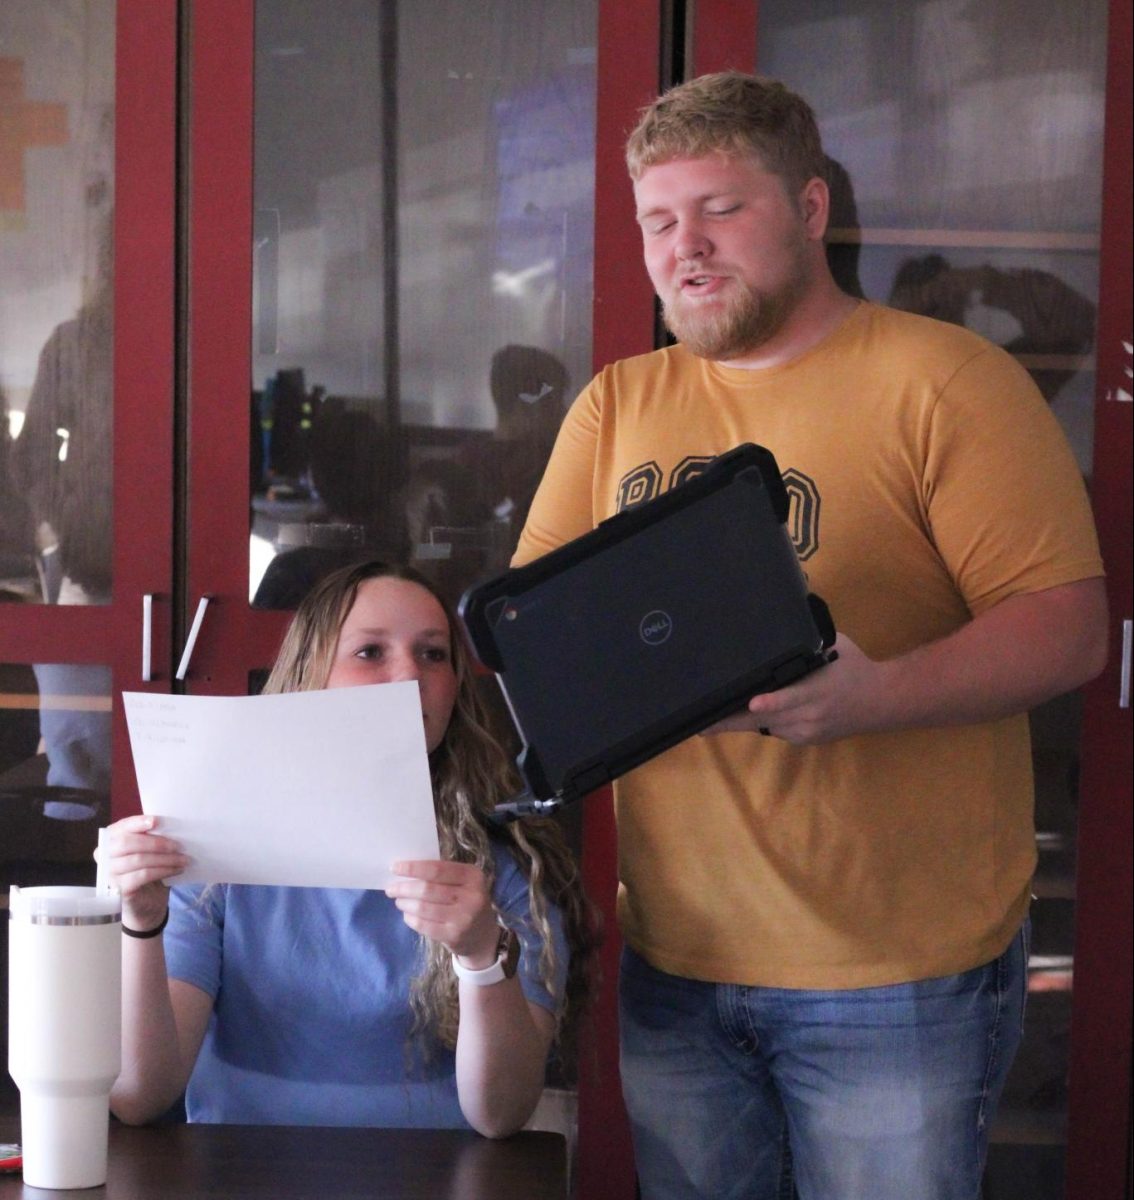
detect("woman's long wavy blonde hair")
[261,559,601,1064]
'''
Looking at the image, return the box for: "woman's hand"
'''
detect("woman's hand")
[97,815,188,933]
[102,817,211,1127]
[384,860,501,968]
[387,859,553,1137]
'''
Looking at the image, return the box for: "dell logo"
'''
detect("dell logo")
[639,610,673,645]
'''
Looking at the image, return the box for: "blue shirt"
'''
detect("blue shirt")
[164,842,566,1127]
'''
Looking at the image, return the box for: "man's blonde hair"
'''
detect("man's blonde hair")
[625,70,826,193]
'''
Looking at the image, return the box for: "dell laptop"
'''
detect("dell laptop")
[458,443,836,818]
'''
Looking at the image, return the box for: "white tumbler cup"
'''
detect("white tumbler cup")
[8,884,122,1189]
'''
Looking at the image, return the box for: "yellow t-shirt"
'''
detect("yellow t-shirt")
[514,302,1104,988]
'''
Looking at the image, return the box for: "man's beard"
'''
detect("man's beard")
[661,263,809,362]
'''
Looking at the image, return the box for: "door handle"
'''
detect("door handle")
[1121,618,1131,710]
[142,593,154,681]
[176,595,212,681]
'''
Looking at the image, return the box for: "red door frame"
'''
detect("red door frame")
[183,0,288,695]
[109,0,178,815]
[1063,1,1133,1195]
[578,7,662,1198]
[0,0,177,822]
[689,0,757,75]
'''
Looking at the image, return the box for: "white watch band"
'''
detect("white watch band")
[451,952,509,986]
[451,927,519,987]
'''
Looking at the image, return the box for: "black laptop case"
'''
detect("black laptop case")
[458,443,835,816]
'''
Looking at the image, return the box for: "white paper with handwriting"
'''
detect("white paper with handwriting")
[122,684,439,890]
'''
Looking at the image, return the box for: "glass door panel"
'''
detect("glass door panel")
[246,0,598,615]
[188,0,599,692]
[0,2,115,917]
[0,0,177,820]
[0,3,115,611]
[0,0,177,1118]
[749,2,1108,1194]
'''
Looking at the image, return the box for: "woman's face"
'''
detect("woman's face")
[325,576,459,753]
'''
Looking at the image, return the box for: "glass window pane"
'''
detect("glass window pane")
[756,0,1105,474]
[0,659,110,868]
[249,0,597,610]
[0,3,116,606]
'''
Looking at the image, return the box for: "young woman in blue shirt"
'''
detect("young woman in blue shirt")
[101,560,598,1136]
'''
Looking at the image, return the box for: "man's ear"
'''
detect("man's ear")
[800,177,830,241]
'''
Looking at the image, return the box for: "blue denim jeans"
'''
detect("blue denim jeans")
[619,924,1028,1200]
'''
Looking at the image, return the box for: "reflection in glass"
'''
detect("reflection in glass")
[758,0,1106,234]
[0,659,110,870]
[249,0,597,610]
[0,4,116,606]
[756,3,1107,1195]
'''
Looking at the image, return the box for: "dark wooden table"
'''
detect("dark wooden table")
[0,1117,567,1199]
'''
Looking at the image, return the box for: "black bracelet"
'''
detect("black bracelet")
[121,909,169,939]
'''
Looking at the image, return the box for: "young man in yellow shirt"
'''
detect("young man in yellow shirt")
[514,71,1107,1200]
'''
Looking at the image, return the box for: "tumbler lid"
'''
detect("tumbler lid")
[8,885,122,926]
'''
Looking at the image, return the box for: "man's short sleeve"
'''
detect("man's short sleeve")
[921,345,1103,614]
